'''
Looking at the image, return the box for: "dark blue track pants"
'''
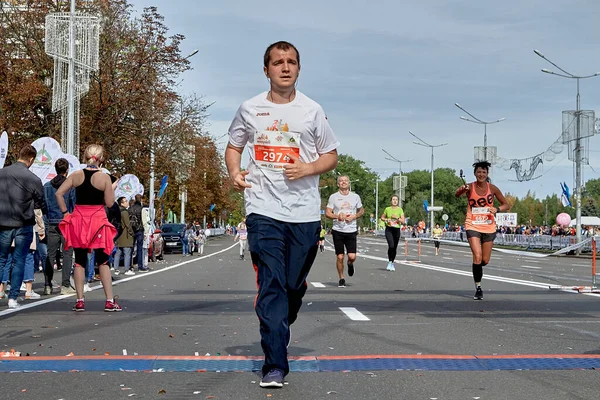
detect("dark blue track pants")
[246,213,320,376]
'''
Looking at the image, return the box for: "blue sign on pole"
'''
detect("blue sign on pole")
[210,204,216,212]
[423,200,429,211]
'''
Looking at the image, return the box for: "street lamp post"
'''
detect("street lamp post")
[454,103,505,168]
[534,49,600,247]
[382,149,412,208]
[148,49,198,228]
[409,131,447,235]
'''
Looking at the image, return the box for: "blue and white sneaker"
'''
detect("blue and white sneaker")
[260,368,284,388]
[386,262,395,271]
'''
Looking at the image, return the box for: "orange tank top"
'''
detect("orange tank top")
[464,182,496,233]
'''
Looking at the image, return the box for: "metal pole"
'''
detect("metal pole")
[575,78,582,247]
[483,123,487,161]
[430,147,434,235]
[180,186,186,224]
[66,0,76,155]
[148,89,155,230]
[398,161,402,208]
[375,179,379,231]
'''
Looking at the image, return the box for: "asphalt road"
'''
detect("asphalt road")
[1,234,599,400]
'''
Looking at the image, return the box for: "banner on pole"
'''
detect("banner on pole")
[115,174,144,201]
[496,213,517,227]
[31,137,63,184]
[0,131,8,169]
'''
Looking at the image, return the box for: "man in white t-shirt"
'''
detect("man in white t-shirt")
[326,175,364,287]
[225,40,339,389]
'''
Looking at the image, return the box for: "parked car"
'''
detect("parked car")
[149,229,164,262]
[161,223,186,254]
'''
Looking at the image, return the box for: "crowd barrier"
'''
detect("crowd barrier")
[374,230,592,252]
[205,228,225,237]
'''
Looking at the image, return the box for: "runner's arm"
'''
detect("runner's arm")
[225,143,252,191]
[492,185,510,213]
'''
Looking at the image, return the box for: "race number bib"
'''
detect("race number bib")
[254,130,300,171]
[472,207,493,225]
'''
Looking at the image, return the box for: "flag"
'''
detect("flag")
[158,175,168,198]
[560,182,572,207]
[209,204,216,212]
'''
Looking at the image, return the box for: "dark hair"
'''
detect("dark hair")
[54,158,69,175]
[135,194,142,203]
[117,196,127,206]
[264,41,300,68]
[473,161,492,173]
[19,145,37,161]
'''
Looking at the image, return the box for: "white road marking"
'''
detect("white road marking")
[340,307,370,321]
[311,282,326,288]
[442,257,453,260]
[0,243,239,317]
[520,265,542,270]
[354,252,600,298]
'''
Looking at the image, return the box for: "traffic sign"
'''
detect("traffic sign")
[442,214,449,221]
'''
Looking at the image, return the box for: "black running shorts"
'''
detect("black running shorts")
[331,230,358,255]
[466,230,496,243]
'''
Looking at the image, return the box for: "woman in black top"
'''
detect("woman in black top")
[57,144,121,312]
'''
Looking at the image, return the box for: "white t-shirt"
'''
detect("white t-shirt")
[228,91,339,223]
[327,191,363,233]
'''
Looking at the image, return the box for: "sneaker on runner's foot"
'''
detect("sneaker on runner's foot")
[474,286,483,300]
[104,296,122,312]
[260,369,284,388]
[72,299,85,312]
[338,278,346,287]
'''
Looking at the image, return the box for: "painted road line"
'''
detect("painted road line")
[520,265,542,270]
[442,257,453,260]
[340,307,370,321]
[355,252,600,298]
[311,282,326,288]
[0,243,239,317]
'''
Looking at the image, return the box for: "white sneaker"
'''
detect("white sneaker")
[389,264,396,272]
[25,291,41,299]
[83,283,92,293]
[8,299,20,309]
[20,282,27,291]
[386,262,393,271]
[124,270,135,276]
[110,267,115,271]
[114,269,120,275]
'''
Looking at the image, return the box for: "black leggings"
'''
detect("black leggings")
[385,227,401,262]
[73,249,109,269]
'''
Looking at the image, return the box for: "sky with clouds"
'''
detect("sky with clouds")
[130,0,600,199]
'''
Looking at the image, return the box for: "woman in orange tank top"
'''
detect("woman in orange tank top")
[455,161,509,300]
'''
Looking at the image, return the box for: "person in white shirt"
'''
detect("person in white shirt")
[234,219,248,260]
[326,175,364,287]
[225,40,338,389]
